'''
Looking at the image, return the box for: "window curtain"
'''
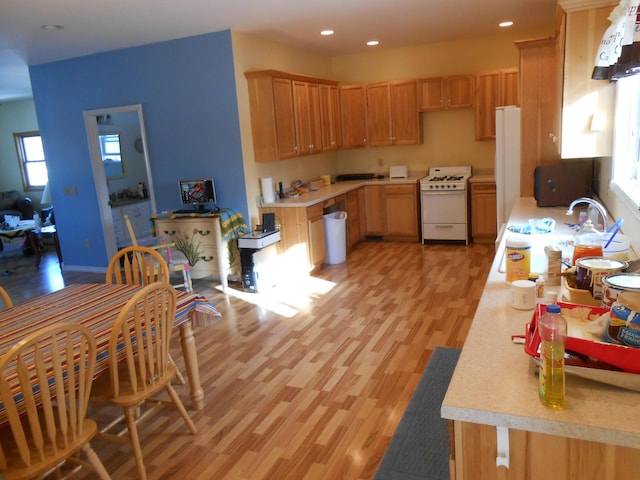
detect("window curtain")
[592,0,640,80]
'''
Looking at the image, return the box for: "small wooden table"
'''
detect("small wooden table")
[0,220,35,253]
[27,225,62,268]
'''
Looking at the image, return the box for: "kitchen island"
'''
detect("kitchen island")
[442,197,640,479]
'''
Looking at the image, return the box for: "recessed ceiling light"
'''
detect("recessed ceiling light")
[320,30,335,36]
[499,21,514,28]
[367,40,380,46]
[41,24,64,31]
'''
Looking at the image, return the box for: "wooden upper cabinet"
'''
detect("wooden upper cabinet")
[340,84,368,149]
[293,80,322,156]
[475,68,520,140]
[418,75,474,111]
[245,70,339,161]
[319,84,342,151]
[272,77,298,159]
[366,80,421,147]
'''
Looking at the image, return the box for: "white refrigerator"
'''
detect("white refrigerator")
[495,105,521,234]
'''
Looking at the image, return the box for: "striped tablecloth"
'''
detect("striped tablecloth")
[0,283,220,420]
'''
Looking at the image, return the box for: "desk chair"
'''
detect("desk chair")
[0,323,111,479]
[89,283,197,480]
[0,286,11,309]
[124,215,193,292]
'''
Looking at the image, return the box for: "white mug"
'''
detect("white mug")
[511,280,536,310]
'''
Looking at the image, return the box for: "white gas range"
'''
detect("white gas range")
[420,166,472,244]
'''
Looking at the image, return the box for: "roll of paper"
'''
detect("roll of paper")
[261,177,275,203]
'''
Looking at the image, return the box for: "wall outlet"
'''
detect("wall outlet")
[85,239,91,248]
[378,158,383,166]
[64,186,77,196]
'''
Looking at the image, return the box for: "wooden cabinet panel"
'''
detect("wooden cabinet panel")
[517,37,561,197]
[366,81,420,146]
[307,204,326,269]
[364,186,384,235]
[384,185,419,238]
[451,421,640,480]
[475,69,520,140]
[293,81,323,155]
[471,182,497,243]
[346,188,364,249]
[419,75,474,111]
[273,77,298,159]
[340,84,368,149]
[319,84,342,151]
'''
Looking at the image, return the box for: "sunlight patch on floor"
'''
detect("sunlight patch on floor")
[218,275,336,318]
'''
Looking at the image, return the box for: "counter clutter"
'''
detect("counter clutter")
[442,197,640,480]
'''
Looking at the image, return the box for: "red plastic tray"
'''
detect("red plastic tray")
[525,302,640,374]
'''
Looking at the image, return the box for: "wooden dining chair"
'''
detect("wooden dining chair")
[89,282,197,480]
[0,323,111,479]
[0,286,12,309]
[106,245,186,385]
[124,214,193,292]
[106,245,170,286]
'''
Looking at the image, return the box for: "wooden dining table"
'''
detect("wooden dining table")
[0,283,220,417]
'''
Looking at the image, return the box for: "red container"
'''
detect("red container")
[525,302,640,374]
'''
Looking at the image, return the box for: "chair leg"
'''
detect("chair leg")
[169,354,187,385]
[165,384,198,434]
[124,406,148,480]
[82,443,112,480]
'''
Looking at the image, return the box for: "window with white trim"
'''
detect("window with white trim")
[612,75,640,208]
[13,131,48,190]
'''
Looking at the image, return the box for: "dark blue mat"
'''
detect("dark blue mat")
[374,347,461,480]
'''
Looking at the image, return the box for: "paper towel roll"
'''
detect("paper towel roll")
[261,177,275,203]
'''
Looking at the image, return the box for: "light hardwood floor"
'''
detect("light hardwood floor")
[0,239,494,479]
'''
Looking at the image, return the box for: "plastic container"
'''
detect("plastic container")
[505,235,531,284]
[323,211,347,264]
[538,304,567,410]
[602,233,631,259]
[572,220,603,265]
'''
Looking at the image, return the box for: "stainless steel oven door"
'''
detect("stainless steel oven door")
[421,190,466,224]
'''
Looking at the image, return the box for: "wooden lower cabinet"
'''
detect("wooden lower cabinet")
[259,204,325,272]
[470,182,497,243]
[346,188,365,249]
[451,421,640,480]
[365,184,419,240]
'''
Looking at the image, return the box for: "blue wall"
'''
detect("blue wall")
[29,30,246,269]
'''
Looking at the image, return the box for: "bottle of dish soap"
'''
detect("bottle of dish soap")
[571,219,603,265]
[538,303,567,410]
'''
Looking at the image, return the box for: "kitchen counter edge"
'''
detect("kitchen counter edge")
[261,177,421,208]
[441,197,640,449]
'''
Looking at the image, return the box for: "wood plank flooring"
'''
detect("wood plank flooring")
[0,239,494,479]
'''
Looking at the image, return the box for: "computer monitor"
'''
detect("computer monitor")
[178,178,217,212]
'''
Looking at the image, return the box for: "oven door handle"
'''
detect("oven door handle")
[421,190,465,195]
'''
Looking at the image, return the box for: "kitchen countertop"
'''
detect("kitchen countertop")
[469,174,495,183]
[442,197,640,449]
[261,176,422,208]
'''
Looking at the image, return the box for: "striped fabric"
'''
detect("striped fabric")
[0,283,220,424]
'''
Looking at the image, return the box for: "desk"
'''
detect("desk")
[0,283,220,418]
[0,220,35,252]
[27,225,62,268]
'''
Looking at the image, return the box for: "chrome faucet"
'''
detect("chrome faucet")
[566,197,608,232]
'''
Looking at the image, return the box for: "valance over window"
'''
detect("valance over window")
[592,0,640,80]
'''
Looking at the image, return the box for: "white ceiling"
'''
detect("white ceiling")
[0,0,557,102]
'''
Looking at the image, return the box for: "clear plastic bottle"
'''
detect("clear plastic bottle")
[572,219,603,265]
[538,304,567,410]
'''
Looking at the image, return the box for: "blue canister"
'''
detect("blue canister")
[604,292,640,346]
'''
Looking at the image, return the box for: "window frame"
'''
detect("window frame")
[13,130,48,191]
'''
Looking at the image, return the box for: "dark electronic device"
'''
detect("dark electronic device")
[262,213,275,233]
[176,178,219,213]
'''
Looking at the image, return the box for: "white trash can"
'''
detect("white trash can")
[323,211,348,264]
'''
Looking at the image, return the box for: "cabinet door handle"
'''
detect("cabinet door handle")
[163,230,177,235]
[200,256,215,262]
[197,230,211,236]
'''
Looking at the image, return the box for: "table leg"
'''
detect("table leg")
[28,232,42,268]
[179,321,204,410]
[52,231,63,268]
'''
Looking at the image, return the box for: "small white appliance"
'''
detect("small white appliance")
[495,106,521,235]
[420,166,472,244]
[389,165,408,179]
